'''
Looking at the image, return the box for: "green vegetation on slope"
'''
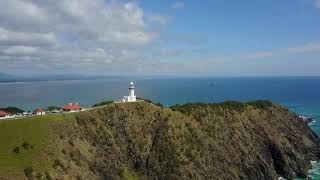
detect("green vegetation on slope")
[92,100,113,107]
[136,97,164,107]
[72,101,319,179]
[0,114,76,179]
[0,100,318,180]
[0,107,24,114]
[170,100,273,114]
[46,106,62,111]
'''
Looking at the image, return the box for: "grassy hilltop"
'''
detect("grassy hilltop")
[0,114,76,179]
[0,101,319,180]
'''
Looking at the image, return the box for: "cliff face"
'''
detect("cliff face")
[45,101,319,180]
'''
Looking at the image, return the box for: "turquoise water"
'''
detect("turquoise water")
[308,162,320,179]
[0,76,320,178]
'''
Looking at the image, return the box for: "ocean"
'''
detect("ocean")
[1,76,320,178]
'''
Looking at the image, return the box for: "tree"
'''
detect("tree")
[0,107,24,114]
[47,106,62,111]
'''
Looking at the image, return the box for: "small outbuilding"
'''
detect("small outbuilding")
[63,103,82,112]
[34,108,46,116]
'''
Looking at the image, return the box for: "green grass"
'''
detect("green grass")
[0,114,75,178]
[92,100,113,108]
[121,168,139,180]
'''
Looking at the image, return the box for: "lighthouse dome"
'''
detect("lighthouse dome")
[130,81,134,85]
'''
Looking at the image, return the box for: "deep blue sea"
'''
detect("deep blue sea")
[1,76,320,178]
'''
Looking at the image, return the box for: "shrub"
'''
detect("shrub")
[22,142,33,150]
[53,159,64,169]
[74,158,81,167]
[47,106,62,111]
[35,172,42,179]
[13,147,20,154]
[218,101,247,112]
[1,107,24,114]
[24,167,33,179]
[246,100,273,109]
[170,104,195,114]
[120,168,139,180]
[68,140,74,147]
[70,151,74,158]
[45,171,53,180]
[154,102,164,108]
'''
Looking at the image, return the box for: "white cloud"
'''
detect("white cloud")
[105,59,113,64]
[171,2,185,9]
[1,46,41,56]
[160,49,183,57]
[237,42,320,61]
[287,42,320,53]
[0,0,157,46]
[0,0,168,74]
[315,0,320,8]
[0,28,56,47]
[1,0,318,76]
[241,51,275,60]
[0,0,49,32]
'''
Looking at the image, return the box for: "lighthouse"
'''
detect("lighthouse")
[123,81,137,102]
[129,81,135,97]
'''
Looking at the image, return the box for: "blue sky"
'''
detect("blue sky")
[141,0,320,76]
[0,0,319,76]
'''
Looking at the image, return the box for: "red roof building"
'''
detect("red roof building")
[63,103,82,111]
[34,108,46,115]
[0,110,9,117]
[35,108,45,113]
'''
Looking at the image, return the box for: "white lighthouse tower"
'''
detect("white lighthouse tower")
[123,81,136,102]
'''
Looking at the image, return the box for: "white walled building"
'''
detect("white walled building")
[122,81,137,102]
[35,108,46,116]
